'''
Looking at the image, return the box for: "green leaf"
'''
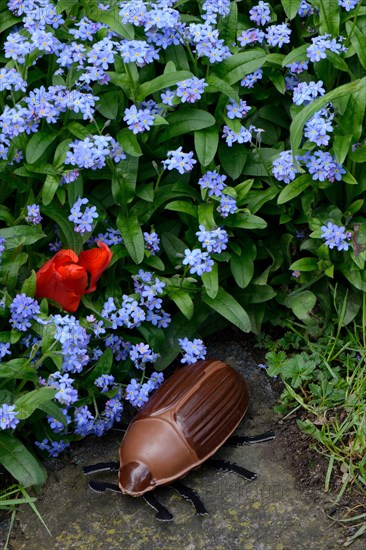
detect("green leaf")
[202,262,219,299]
[161,232,187,266]
[245,186,278,213]
[235,179,255,205]
[66,122,90,140]
[0,359,38,382]
[198,203,216,230]
[202,287,251,332]
[218,143,247,180]
[0,252,28,292]
[205,75,240,103]
[326,51,352,74]
[281,0,301,19]
[282,44,308,67]
[0,11,20,34]
[163,61,176,74]
[0,205,15,225]
[350,144,366,163]
[290,78,366,152]
[284,290,317,320]
[136,183,154,202]
[346,20,366,69]
[97,90,122,119]
[0,226,45,249]
[112,155,139,205]
[25,132,59,164]
[165,44,190,71]
[0,432,47,488]
[336,86,366,143]
[215,49,266,85]
[225,213,267,230]
[318,0,339,36]
[165,201,197,217]
[153,115,169,126]
[333,134,352,165]
[241,147,278,177]
[270,70,286,94]
[342,169,358,185]
[137,70,192,101]
[53,138,73,169]
[242,284,276,304]
[158,108,216,142]
[194,125,219,167]
[218,1,237,44]
[22,163,57,176]
[15,388,56,420]
[42,204,83,253]
[84,348,114,385]
[117,128,142,157]
[21,270,36,297]
[168,289,194,320]
[347,199,364,215]
[277,174,313,205]
[107,72,134,100]
[56,0,77,14]
[289,257,319,271]
[265,53,286,67]
[257,105,289,129]
[230,239,256,289]
[42,174,60,206]
[116,213,144,264]
[341,266,366,292]
[86,5,134,39]
[144,254,165,271]
[38,402,68,427]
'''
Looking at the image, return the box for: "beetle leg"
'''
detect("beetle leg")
[142,492,174,522]
[206,459,257,481]
[225,430,276,447]
[168,481,208,516]
[83,461,120,475]
[88,480,122,493]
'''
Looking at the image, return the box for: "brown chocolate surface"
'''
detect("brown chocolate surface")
[119,360,249,496]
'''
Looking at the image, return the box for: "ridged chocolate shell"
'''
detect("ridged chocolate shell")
[119,359,249,496]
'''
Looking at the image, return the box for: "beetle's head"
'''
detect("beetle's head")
[119,461,156,496]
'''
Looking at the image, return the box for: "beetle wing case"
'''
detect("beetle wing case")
[119,359,249,496]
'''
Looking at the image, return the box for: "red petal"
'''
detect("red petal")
[57,264,88,295]
[78,241,112,294]
[35,250,87,313]
[52,249,79,267]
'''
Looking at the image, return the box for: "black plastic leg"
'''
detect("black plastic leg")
[169,481,208,516]
[89,480,122,493]
[206,458,257,481]
[143,492,174,522]
[225,430,276,447]
[83,461,120,475]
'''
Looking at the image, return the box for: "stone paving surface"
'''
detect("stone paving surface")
[9,342,365,550]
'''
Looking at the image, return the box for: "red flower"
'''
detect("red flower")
[35,241,112,313]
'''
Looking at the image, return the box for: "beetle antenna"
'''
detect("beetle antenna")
[142,493,174,522]
[168,481,209,516]
[112,422,129,432]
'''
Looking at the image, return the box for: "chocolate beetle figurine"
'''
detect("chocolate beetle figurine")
[83,359,275,520]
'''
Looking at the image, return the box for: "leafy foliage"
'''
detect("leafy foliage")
[262,292,366,506]
[0,0,365,499]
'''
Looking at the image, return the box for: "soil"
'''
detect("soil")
[2,335,365,549]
